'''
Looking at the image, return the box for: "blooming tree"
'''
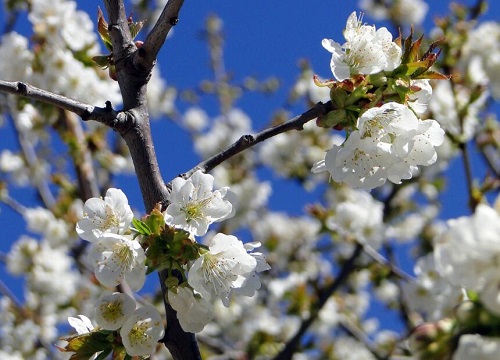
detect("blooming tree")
[0,0,499,359]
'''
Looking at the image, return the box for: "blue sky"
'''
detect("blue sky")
[0,0,498,332]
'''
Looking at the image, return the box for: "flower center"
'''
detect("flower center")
[99,205,120,231]
[100,300,124,323]
[181,197,212,223]
[202,254,231,294]
[128,321,151,346]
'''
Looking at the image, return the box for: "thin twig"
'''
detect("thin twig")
[362,244,414,282]
[273,244,363,360]
[182,101,334,178]
[10,112,56,209]
[340,319,387,360]
[138,0,185,69]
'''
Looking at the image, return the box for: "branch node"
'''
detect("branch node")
[105,101,113,112]
[16,82,27,94]
[242,134,255,144]
[138,47,146,58]
[169,17,179,26]
[81,108,92,121]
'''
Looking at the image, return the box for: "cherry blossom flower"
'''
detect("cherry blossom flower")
[95,292,136,331]
[313,102,444,190]
[168,286,214,333]
[232,242,271,297]
[453,334,500,360]
[187,233,259,306]
[322,12,401,81]
[326,189,385,249]
[87,233,146,292]
[434,200,500,315]
[76,188,134,242]
[120,305,164,357]
[164,170,235,236]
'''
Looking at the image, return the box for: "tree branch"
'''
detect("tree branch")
[273,244,363,360]
[136,0,185,70]
[104,0,132,59]
[0,80,120,125]
[101,2,200,358]
[182,101,334,178]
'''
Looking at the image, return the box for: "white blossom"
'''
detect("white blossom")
[434,201,500,315]
[188,233,259,306]
[314,102,444,190]
[120,305,164,357]
[408,79,433,115]
[429,79,488,141]
[359,0,428,26]
[95,292,136,331]
[453,334,500,360]
[404,253,463,321]
[0,32,33,81]
[6,236,38,275]
[194,108,252,158]
[147,66,176,119]
[88,233,146,292]
[29,0,97,51]
[67,315,94,335]
[462,21,500,99]
[322,12,402,81]
[168,286,214,333]
[165,170,235,236]
[183,107,209,132]
[326,189,385,249]
[76,188,134,242]
[232,242,271,297]
[27,243,78,305]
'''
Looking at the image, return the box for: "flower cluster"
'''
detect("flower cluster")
[312,12,446,190]
[66,293,164,357]
[76,188,146,291]
[322,12,402,81]
[163,171,270,333]
[68,170,269,358]
[434,199,500,315]
[314,102,444,190]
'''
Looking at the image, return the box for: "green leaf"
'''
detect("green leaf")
[97,7,113,52]
[59,332,113,360]
[129,21,145,40]
[92,55,111,69]
[132,218,152,236]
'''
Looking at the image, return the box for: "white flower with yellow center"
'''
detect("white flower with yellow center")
[188,233,258,306]
[95,292,136,331]
[322,12,401,81]
[165,170,235,236]
[120,305,164,357]
[88,233,146,291]
[76,188,133,242]
[313,102,444,190]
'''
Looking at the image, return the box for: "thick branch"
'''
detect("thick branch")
[120,109,169,211]
[273,244,363,360]
[136,0,185,70]
[183,101,334,178]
